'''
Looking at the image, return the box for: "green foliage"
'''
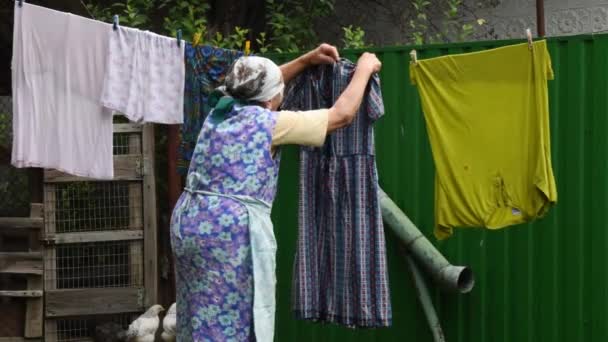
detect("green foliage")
[265,0,334,52]
[409,0,430,45]
[256,32,270,54]
[113,0,155,28]
[85,2,113,21]
[85,0,333,53]
[160,0,208,42]
[341,25,368,49]
[86,0,334,53]
[208,26,249,51]
[0,112,10,148]
[226,26,250,51]
[86,0,156,28]
[265,0,299,53]
[409,0,488,44]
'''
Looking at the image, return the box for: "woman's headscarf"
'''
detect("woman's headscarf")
[222,56,284,102]
[209,56,284,122]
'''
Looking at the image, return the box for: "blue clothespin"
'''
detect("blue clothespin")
[18,0,24,7]
[177,29,182,47]
[113,15,119,31]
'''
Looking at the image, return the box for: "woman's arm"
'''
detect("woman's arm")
[280,43,339,84]
[326,52,382,133]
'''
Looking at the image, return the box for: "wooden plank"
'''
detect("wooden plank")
[25,280,44,338]
[44,155,142,182]
[45,288,144,317]
[142,124,158,307]
[0,338,41,342]
[113,123,143,133]
[43,185,57,290]
[42,188,57,289]
[129,134,145,288]
[0,217,43,230]
[44,320,57,342]
[44,230,143,245]
[43,185,58,342]
[25,204,43,338]
[0,290,42,297]
[0,259,43,275]
[0,252,42,259]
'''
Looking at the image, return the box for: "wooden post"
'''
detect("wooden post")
[166,125,180,302]
[167,125,181,214]
[43,185,57,342]
[536,0,545,37]
[128,134,144,288]
[24,203,43,338]
[142,124,158,307]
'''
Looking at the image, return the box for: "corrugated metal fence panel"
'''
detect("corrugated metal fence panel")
[268,34,608,342]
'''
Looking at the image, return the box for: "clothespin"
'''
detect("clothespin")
[526,28,533,51]
[113,15,119,31]
[245,40,251,55]
[410,49,418,65]
[177,29,182,47]
[18,0,23,7]
[193,32,202,47]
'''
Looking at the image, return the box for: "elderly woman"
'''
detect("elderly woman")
[170,43,382,341]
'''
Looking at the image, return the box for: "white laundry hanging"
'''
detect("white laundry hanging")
[101,25,185,124]
[11,2,114,179]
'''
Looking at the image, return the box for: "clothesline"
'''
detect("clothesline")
[16,0,247,55]
[410,28,534,64]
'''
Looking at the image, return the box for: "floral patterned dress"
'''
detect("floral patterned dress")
[170,104,280,342]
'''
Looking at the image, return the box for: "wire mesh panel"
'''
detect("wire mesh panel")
[46,313,136,342]
[113,133,141,156]
[44,182,143,234]
[41,121,155,325]
[45,241,143,290]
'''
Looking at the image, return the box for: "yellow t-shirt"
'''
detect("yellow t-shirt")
[410,40,557,239]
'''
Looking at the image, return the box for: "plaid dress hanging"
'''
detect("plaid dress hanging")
[282,59,392,328]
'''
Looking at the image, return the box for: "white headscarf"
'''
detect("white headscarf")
[222,56,284,103]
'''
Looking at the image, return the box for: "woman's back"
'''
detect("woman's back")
[185,105,281,204]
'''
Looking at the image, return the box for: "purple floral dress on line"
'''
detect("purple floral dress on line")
[170,104,280,342]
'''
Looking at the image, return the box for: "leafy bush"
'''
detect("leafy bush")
[342,25,368,49]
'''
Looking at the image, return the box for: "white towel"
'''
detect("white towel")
[11,2,114,179]
[101,27,185,124]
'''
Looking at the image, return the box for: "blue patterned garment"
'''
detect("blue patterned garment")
[170,104,281,341]
[179,44,244,175]
[282,59,392,328]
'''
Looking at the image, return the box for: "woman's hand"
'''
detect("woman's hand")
[356,52,382,74]
[326,52,381,133]
[305,43,340,65]
[280,43,339,84]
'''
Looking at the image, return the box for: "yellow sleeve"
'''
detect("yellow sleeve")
[272,109,329,147]
[543,41,554,80]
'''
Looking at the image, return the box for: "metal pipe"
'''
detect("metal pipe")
[403,247,446,342]
[536,0,545,37]
[378,188,474,293]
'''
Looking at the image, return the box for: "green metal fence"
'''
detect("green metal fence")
[269,33,608,342]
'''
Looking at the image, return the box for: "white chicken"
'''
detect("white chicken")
[124,304,164,342]
[161,302,177,342]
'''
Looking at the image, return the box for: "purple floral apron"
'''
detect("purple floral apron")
[170,104,281,342]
